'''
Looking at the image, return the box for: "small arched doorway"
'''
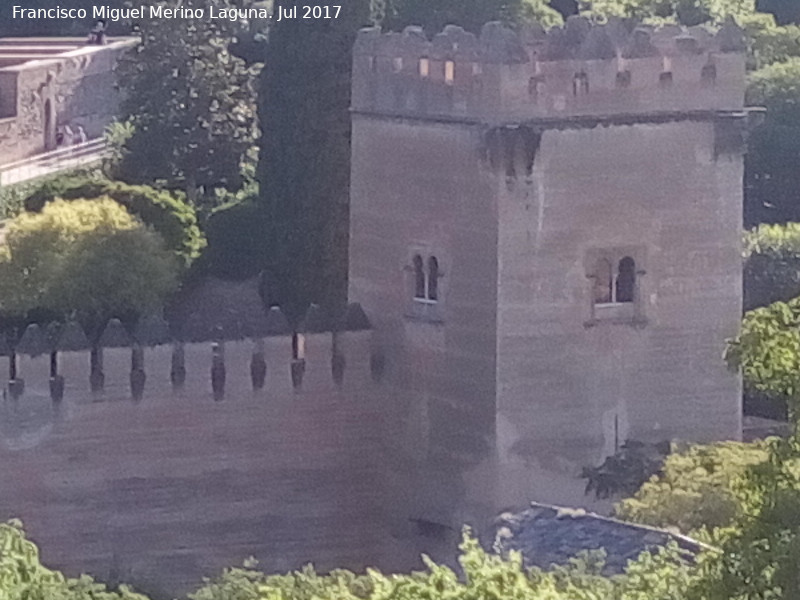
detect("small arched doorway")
[43,99,56,151]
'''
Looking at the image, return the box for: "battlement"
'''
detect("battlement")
[1,303,378,405]
[352,17,747,124]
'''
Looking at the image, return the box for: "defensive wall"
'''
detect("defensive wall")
[0,304,397,598]
[0,38,136,164]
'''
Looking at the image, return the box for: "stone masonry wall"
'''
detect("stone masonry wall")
[0,39,134,164]
[0,331,389,599]
[348,114,500,564]
[494,119,743,510]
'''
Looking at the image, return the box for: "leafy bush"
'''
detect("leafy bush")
[615,441,769,534]
[201,199,269,279]
[744,223,800,310]
[23,176,205,267]
[693,433,800,599]
[0,520,147,600]
[0,198,179,323]
[188,531,701,600]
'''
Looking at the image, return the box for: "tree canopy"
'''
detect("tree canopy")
[0,199,178,326]
[382,0,563,33]
[115,0,258,205]
[615,441,769,534]
[256,0,371,315]
[0,520,146,600]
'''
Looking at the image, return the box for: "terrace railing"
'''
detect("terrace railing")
[0,138,108,187]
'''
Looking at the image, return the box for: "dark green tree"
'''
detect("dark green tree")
[115,0,258,205]
[256,0,371,316]
[745,58,800,226]
[383,0,562,33]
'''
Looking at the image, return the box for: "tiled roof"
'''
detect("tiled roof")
[493,502,710,575]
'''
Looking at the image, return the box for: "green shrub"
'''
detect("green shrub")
[614,441,769,534]
[201,199,269,279]
[188,531,703,600]
[0,520,147,600]
[0,199,179,322]
[24,176,205,267]
[744,223,800,310]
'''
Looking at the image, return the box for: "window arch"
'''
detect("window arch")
[593,258,613,304]
[616,256,635,303]
[701,64,717,84]
[413,254,425,299]
[427,256,439,301]
[573,71,589,96]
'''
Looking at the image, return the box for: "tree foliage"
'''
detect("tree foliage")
[0,199,178,325]
[24,176,205,268]
[725,297,800,414]
[579,0,756,25]
[382,0,563,33]
[0,520,146,600]
[188,531,702,600]
[693,434,800,599]
[615,441,769,534]
[743,223,800,310]
[256,0,371,316]
[115,0,258,204]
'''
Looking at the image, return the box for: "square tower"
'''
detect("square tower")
[348,17,746,540]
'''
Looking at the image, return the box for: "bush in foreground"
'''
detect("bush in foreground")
[0,198,179,325]
[0,520,146,600]
[24,176,205,268]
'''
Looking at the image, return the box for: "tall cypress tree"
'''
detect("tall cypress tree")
[257,0,372,318]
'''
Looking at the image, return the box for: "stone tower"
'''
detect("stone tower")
[348,16,746,552]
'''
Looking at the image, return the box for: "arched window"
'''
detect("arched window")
[594,258,613,304]
[573,72,589,96]
[427,256,439,301]
[413,254,425,299]
[616,257,636,303]
[701,64,717,84]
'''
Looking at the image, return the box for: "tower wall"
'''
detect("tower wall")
[0,332,387,598]
[348,114,500,559]
[495,120,743,509]
[350,17,746,530]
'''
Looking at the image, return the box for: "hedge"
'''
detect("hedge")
[24,176,205,267]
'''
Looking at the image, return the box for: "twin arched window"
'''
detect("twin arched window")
[413,254,440,303]
[594,257,636,304]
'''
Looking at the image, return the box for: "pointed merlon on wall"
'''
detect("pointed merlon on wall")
[340,303,371,332]
[264,306,292,336]
[16,323,49,357]
[298,304,330,335]
[99,318,133,348]
[352,16,748,123]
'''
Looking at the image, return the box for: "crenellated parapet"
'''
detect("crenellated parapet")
[352,17,747,124]
[1,303,379,404]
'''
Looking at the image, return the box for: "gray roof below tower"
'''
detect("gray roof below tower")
[493,502,711,575]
